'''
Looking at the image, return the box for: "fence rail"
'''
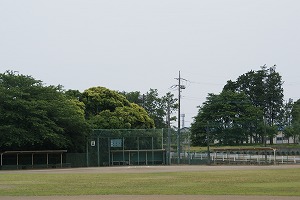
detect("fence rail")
[171,151,300,165]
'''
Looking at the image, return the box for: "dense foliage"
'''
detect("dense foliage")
[1,66,298,152]
[191,66,287,146]
[283,99,300,143]
[0,72,160,152]
[191,91,263,145]
[82,87,154,129]
[122,89,178,128]
[223,66,284,126]
[0,71,90,152]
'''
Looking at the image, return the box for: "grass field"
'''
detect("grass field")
[1,166,300,196]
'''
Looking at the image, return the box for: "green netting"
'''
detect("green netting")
[87,129,165,166]
[85,128,191,166]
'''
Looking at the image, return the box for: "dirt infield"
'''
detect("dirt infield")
[1,165,300,200]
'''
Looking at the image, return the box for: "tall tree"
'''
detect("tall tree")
[0,71,90,152]
[161,92,178,128]
[82,87,154,129]
[65,89,82,100]
[223,65,284,144]
[120,91,144,106]
[284,99,300,143]
[142,89,165,128]
[265,66,284,127]
[191,91,262,146]
[122,89,178,128]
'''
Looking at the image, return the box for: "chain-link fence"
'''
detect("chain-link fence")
[0,128,198,169]
[82,128,196,167]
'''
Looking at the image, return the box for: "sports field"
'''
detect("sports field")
[1,165,300,200]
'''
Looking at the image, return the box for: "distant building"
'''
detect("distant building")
[267,131,299,144]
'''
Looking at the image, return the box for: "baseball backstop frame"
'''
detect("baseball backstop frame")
[87,129,170,167]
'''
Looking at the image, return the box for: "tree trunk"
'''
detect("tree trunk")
[269,136,273,144]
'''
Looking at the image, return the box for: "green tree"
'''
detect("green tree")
[223,65,284,144]
[161,92,178,127]
[140,89,164,128]
[282,99,293,143]
[120,91,144,106]
[82,87,154,129]
[284,99,300,143]
[0,71,90,152]
[191,91,262,146]
[122,89,178,128]
[65,89,82,100]
[265,67,284,127]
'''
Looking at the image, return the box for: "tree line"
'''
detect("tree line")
[1,66,299,152]
[191,65,300,146]
[0,70,177,152]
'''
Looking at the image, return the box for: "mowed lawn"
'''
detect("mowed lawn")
[1,168,300,196]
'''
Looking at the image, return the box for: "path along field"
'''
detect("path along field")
[1,165,300,200]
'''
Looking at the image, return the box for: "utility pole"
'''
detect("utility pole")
[173,71,186,164]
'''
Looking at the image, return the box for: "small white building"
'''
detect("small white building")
[268,131,299,144]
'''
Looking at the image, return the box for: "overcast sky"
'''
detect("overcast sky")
[1,0,300,127]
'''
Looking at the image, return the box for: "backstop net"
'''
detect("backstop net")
[86,128,191,166]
